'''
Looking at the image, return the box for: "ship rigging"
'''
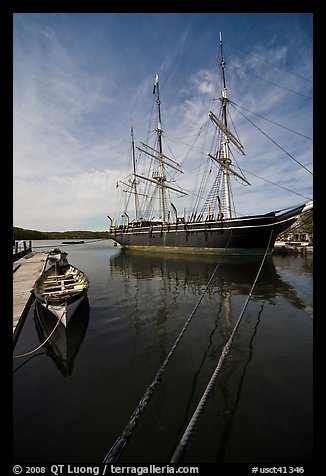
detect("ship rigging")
[108,32,312,255]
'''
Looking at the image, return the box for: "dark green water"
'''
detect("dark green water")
[13,240,313,464]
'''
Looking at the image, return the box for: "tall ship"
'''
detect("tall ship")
[108,33,312,255]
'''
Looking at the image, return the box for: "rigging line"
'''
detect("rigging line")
[13,304,67,359]
[229,148,249,188]
[235,107,313,176]
[224,41,312,83]
[231,66,312,100]
[227,164,312,202]
[286,212,312,232]
[229,101,312,141]
[168,61,312,102]
[166,119,210,159]
[170,231,273,464]
[103,233,233,464]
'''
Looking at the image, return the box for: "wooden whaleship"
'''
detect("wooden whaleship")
[108,33,312,255]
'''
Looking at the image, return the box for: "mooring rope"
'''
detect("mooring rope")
[103,234,233,463]
[170,230,273,463]
[31,239,107,249]
[216,300,266,462]
[13,304,67,359]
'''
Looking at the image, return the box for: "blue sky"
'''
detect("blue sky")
[13,13,313,231]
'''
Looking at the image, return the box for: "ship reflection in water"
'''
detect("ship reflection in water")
[13,241,312,464]
[109,249,311,312]
[105,249,312,463]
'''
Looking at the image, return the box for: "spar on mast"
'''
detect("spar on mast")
[135,73,186,223]
[207,32,249,219]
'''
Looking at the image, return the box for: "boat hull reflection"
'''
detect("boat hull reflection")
[34,297,90,376]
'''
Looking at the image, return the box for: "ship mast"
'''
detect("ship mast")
[153,73,168,222]
[219,31,232,219]
[207,32,248,219]
[134,74,187,223]
[131,126,139,222]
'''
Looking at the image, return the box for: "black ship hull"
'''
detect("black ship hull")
[109,203,308,255]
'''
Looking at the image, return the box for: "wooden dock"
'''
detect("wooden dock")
[13,252,48,340]
[13,240,32,261]
[274,241,313,255]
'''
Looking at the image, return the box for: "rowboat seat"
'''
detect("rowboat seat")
[42,286,86,296]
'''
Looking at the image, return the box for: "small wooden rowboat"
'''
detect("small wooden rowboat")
[33,249,89,327]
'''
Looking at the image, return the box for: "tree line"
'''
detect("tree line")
[13,226,110,240]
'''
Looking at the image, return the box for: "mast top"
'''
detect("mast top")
[153,73,159,95]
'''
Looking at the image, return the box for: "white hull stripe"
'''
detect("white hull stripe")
[114,215,298,236]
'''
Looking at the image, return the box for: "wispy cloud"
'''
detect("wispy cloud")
[13,13,312,231]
